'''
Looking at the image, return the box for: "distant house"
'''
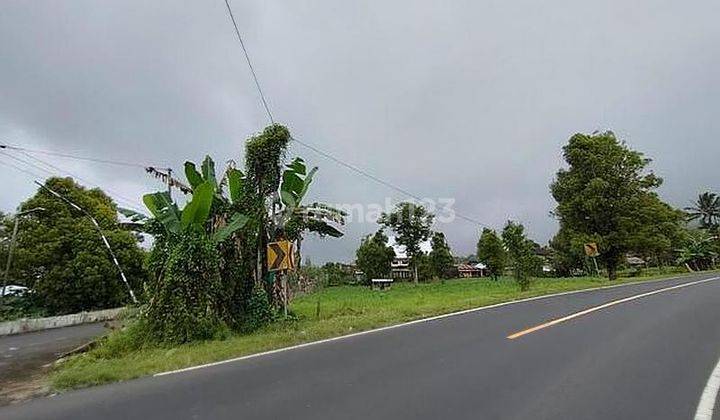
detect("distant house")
[457,263,487,278]
[387,236,432,279]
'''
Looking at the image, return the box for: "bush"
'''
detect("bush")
[240,286,275,333]
[0,292,46,322]
[144,231,229,344]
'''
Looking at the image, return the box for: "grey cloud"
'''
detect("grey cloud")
[1,0,718,263]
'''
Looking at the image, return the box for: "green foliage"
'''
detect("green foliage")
[0,293,47,322]
[379,202,434,283]
[501,221,538,291]
[355,231,395,284]
[675,229,718,271]
[144,159,247,242]
[245,124,292,198]
[685,192,720,230]
[428,231,454,279]
[9,177,147,315]
[548,225,589,276]
[550,131,672,280]
[239,286,276,333]
[144,231,229,344]
[476,228,507,280]
[279,158,346,242]
[322,262,356,286]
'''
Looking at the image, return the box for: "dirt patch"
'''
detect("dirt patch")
[0,322,110,406]
[0,369,51,405]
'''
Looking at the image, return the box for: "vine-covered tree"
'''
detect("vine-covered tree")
[137,125,346,342]
[550,131,673,280]
[9,177,146,315]
[428,231,454,279]
[476,228,506,280]
[355,231,395,284]
[379,202,434,284]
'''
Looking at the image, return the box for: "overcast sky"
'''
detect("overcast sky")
[1,1,718,263]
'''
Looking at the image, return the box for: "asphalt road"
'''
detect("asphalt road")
[2,273,720,419]
[0,323,108,405]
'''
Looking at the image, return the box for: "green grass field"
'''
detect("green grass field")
[51,271,702,390]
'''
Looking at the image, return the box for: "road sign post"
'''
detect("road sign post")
[267,240,295,316]
[584,243,600,276]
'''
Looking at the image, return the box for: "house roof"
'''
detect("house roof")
[458,263,485,271]
[387,236,432,259]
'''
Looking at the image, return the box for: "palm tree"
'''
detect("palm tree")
[685,192,720,230]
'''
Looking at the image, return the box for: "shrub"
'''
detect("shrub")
[144,231,229,344]
[240,286,275,333]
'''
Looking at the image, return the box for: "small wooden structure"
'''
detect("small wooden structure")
[371,278,393,290]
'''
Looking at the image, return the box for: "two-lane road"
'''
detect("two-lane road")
[2,273,720,419]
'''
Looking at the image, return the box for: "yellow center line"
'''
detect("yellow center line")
[507,276,720,340]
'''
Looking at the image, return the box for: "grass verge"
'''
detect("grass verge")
[52,271,705,390]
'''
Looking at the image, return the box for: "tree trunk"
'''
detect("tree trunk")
[413,264,418,284]
[607,261,617,281]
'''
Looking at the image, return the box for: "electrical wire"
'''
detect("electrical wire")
[220,1,491,228]
[0,157,44,180]
[0,143,169,170]
[223,0,274,124]
[0,150,146,214]
[16,151,147,213]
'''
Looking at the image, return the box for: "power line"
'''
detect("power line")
[221,1,492,228]
[0,157,44,180]
[0,150,146,214]
[0,143,169,170]
[222,0,274,124]
[13,150,146,213]
[291,135,491,228]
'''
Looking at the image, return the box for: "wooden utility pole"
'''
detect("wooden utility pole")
[167,167,173,202]
[0,207,44,304]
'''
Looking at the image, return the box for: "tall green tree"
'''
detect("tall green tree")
[550,131,669,280]
[428,231,454,279]
[379,202,434,284]
[476,228,506,280]
[685,192,720,231]
[9,178,147,315]
[501,221,537,291]
[355,231,395,284]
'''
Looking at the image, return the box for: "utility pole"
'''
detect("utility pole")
[167,167,173,203]
[34,181,138,304]
[1,207,44,303]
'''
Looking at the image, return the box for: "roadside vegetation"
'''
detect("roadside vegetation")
[2,128,718,396]
[51,271,703,390]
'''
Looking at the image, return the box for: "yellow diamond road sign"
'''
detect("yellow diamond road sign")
[267,240,293,271]
[584,242,599,257]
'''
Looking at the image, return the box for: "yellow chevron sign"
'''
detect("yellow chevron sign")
[267,240,293,271]
[584,242,599,257]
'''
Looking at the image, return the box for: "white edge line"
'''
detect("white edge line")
[695,355,720,420]
[154,273,713,377]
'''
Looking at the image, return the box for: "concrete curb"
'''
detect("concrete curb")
[0,307,123,336]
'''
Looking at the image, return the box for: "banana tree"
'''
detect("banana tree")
[143,156,248,243]
[273,157,347,255]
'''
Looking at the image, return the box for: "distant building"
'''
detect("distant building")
[457,263,487,278]
[388,236,432,279]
